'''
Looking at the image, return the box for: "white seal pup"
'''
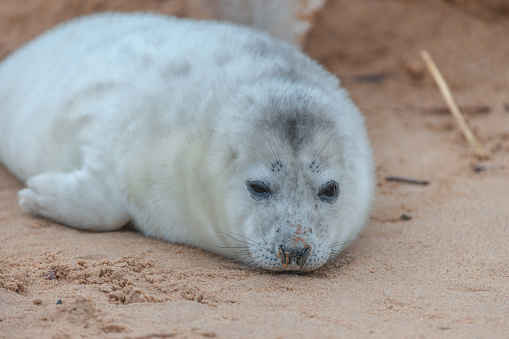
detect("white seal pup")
[0,13,374,271]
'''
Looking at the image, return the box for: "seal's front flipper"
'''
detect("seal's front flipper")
[18,171,130,231]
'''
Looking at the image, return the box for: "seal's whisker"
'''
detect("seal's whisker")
[248,254,269,261]
[228,249,250,257]
[216,249,252,265]
[219,249,248,257]
[327,243,345,249]
[217,254,250,264]
[315,153,335,169]
[231,232,271,250]
[335,251,353,258]
[272,137,282,167]
[312,129,337,166]
[238,142,275,167]
[331,253,355,265]
[255,227,268,245]
[218,232,267,250]
[315,149,346,169]
[264,134,281,166]
[225,258,258,271]
[320,232,331,246]
[317,159,345,172]
[232,232,263,246]
[327,240,353,248]
[250,157,273,171]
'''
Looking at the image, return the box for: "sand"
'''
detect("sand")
[1,0,508,338]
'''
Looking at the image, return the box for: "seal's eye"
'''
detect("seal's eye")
[246,181,271,200]
[318,181,339,203]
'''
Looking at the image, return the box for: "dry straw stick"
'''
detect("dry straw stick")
[420,50,485,157]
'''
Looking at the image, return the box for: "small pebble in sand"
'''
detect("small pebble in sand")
[32,299,42,305]
[472,165,486,173]
[400,214,413,221]
[56,299,62,305]
[42,271,57,280]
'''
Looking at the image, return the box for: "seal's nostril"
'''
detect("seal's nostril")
[277,245,289,267]
[298,245,312,268]
[277,244,312,269]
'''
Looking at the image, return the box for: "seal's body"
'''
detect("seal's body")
[0,13,374,271]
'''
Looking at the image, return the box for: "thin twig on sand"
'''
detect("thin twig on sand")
[397,105,491,115]
[420,50,485,158]
[385,176,430,185]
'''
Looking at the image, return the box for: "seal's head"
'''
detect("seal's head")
[210,81,375,272]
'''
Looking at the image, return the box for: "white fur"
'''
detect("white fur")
[0,13,374,271]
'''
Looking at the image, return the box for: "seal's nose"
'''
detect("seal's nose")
[277,244,312,269]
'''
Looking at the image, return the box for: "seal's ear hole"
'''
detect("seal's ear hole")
[226,149,239,164]
[318,181,339,203]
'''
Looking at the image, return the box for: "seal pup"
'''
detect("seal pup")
[0,13,374,271]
